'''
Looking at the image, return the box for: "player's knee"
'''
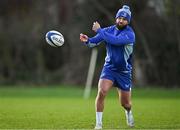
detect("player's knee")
[98,89,108,98]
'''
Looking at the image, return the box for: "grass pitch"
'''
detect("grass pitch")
[0,86,180,129]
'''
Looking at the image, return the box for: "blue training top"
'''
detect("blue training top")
[86,25,135,72]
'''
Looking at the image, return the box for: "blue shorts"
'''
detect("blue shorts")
[100,67,132,91]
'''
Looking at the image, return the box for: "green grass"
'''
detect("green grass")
[0,86,180,129]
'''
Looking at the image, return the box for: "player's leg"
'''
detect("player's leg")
[117,89,134,127]
[119,89,132,111]
[95,79,113,129]
[96,79,113,111]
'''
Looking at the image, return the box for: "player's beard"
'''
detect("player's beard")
[116,23,127,30]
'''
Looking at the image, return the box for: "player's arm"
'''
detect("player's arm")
[80,33,103,48]
[97,29,135,46]
[92,21,135,46]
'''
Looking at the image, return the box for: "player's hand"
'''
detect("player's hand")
[80,33,88,42]
[92,21,101,32]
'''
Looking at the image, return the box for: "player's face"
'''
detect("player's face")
[116,17,128,28]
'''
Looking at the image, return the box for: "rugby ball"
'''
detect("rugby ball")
[45,30,64,47]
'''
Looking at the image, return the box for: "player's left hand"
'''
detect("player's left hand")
[92,21,101,32]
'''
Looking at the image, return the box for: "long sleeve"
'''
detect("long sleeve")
[97,28,135,46]
[85,33,104,48]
